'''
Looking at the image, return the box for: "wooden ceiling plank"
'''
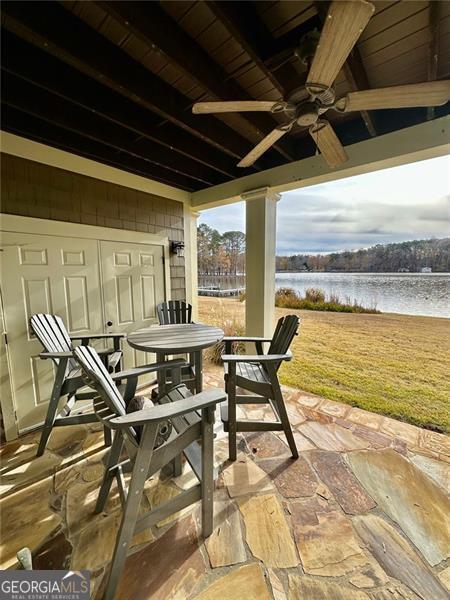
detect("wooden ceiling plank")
[97,1,296,162]
[3,73,220,187]
[1,1,265,164]
[2,105,198,191]
[207,1,301,97]
[427,1,442,120]
[359,8,429,57]
[1,30,241,178]
[360,1,428,42]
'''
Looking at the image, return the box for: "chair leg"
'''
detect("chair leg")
[272,382,298,459]
[37,360,67,457]
[103,425,112,447]
[201,406,215,537]
[171,454,183,477]
[227,365,237,461]
[104,424,158,600]
[95,432,123,514]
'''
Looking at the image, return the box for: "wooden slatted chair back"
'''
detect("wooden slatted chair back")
[30,313,78,372]
[157,300,193,325]
[72,345,138,445]
[268,315,299,360]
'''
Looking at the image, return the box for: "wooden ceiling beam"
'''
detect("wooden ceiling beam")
[98,1,296,163]
[2,105,199,191]
[261,14,323,72]
[314,1,376,138]
[427,1,442,121]
[207,1,303,98]
[1,1,270,165]
[2,30,241,179]
[3,75,219,188]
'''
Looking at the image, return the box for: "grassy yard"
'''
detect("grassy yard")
[198,297,450,434]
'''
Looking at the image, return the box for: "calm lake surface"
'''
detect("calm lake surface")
[276,272,450,318]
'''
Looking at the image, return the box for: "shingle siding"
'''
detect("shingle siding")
[0,153,186,300]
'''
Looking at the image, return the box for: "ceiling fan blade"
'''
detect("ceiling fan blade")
[192,101,281,114]
[238,124,293,167]
[309,121,348,168]
[307,0,374,90]
[340,81,450,112]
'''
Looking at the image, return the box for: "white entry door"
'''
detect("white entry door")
[100,241,166,370]
[0,232,104,432]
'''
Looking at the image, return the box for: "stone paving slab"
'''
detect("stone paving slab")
[0,368,449,600]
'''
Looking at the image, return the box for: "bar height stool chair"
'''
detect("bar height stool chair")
[221,314,300,461]
[156,300,196,392]
[72,344,225,600]
[30,313,124,456]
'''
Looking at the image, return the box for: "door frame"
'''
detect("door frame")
[0,213,172,440]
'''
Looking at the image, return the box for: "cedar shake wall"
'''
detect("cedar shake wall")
[0,153,186,300]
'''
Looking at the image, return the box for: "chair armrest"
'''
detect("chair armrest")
[222,336,272,343]
[222,352,292,363]
[110,358,186,381]
[70,333,125,340]
[96,347,117,357]
[39,351,72,359]
[109,388,226,428]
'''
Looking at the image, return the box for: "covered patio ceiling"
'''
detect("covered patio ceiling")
[1,1,450,193]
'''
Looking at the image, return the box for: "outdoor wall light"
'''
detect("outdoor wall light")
[170,240,185,258]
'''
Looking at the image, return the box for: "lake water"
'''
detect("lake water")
[276,272,450,318]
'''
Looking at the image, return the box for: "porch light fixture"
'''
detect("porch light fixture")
[170,240,185,258]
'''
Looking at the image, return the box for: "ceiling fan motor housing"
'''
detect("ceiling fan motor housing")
[296,102,320,126]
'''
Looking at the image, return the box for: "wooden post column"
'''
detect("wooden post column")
[185,208,200,321]
[245,191,280,338]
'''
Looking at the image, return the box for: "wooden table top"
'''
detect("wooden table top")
[127,323,224,354]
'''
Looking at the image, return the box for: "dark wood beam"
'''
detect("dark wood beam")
[427,1,442,120]
[98,1,296,162]
[3,74,218,188]
[1,1,275,166]
[207,1,304,97]
[1,29,241,179]
[261,14,323,71]
[314,1,377,138]
[2,105,200,191]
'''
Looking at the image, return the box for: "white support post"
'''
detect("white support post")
[184,207,200,321]
[245,192,280,338]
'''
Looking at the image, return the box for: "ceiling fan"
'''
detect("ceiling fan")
[192,0,450,168]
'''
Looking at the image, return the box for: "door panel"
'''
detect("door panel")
[1,233,103,431]
[100,241,165,371]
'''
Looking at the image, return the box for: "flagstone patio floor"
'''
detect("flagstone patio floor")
[1,364,449,599]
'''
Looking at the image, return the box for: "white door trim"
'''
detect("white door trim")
[0,214,173,440]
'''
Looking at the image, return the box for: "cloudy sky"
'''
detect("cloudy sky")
[199,154,450,255]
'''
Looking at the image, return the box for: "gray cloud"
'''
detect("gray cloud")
[199,156,450,254]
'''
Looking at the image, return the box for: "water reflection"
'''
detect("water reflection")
[276,273,450,318]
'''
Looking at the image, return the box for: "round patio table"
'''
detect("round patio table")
[127,323,224,395]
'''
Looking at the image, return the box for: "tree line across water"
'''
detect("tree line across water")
[198,227,449,274]
[278,237,450,272]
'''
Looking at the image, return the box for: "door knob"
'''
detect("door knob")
[106,321,113,327]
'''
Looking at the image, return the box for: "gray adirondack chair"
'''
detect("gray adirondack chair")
[156,300,196,392]
[30,313,124,456]
[221,314,300,461]
[72,345,225,600]
[157,300,192,325]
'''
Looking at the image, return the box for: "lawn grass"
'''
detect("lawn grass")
[198,297,450,434]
